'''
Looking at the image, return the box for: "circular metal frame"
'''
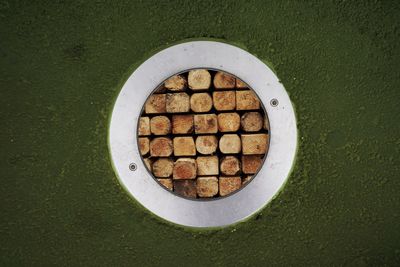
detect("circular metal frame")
[109,41,297,228]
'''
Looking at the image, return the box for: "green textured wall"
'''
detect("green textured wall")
[1,1,399,266]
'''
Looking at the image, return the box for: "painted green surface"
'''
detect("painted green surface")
[1,1,400,266]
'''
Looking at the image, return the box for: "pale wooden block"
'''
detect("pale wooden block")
[172,115,194,134]
[196,156,219,176]
[213,71,236,89]
[190,93,213,112]
[220,156,241,175]
[166,93,190,113]
[149,137,173,157]
[150,116,171,135]
[213,91,236,111]
[195,135,218,155]
[145,94,167,114]
[173,158,197,179]
[219,134,241,154]
[219,177,241,196]
[164,75,186,91]
[236,90,260,110]
[157,179,173,191]
[241,134,268,155]
[188,69,211,90]
[143,158,153,172]
[138,117,150,136]
[241,112,263,132]
[138,137,150,155]
[236,78,248,89]
[196,177,218,197]
[152,158,174,177]
[173,137,196,156]
[194,114,218,134]
[217,112,240,132]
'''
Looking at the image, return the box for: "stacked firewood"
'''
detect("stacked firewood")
[138,69,269,198]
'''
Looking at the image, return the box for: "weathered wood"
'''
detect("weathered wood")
[173,180,197,198]
[138,137,150,155]
[241,134,268,155]
[241,112,263,132]
[173,158,197,179]
[195,135,218,155]
[164,75,186,91]
[188,69,211,90]
[173,136,196,156]
[219,134,241,154]
[150,116,171,135]
[236,78,248,89]
[138,117,150,136]
[190,93,213,112]
[145,94,167,114]
[242,155,263,174]
[236,90,260,110]
[172,115,194,134]
[220,156,241,175]
[213,91,236,111]
[166,92,190,113]
[194,114,218,134]
[213,71,235,89]
[196,177,218,197]
[219,177,241,196]
[152,158,174,177]
[217,112,240,132]
[157,179,173,190]
[149,137,173,157]
[196,156,219,176]
[143,158,153,171]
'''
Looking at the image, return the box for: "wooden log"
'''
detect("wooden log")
[236,90,260,110]
[242,175,252,185]
[217,112,240,132]
[196,177,218,197]
[173,158,197,179]
[264,115,270,131]
[242,155,263,174]
[138,117,150,136]
[164,75,186,91]
[241,134,268,155]
[219,134,241,154]
[190,93,212,112]
[166,92,190,113]
[220,156,241,175]
[213,91,236,111]
[138,137,150,155]
[150,116,171,135]
[213,71,235,89]
[219,177,241,196]
[194,114,218,134]
[172,115,194,134]
[188,69,211,90]
[236,78,248,89]
[157,178,173,191]
[241,112,263,132]
[173,180,197,198]
[195,135,218,155]
[149,137,173,157]
[145,94,167,114]
[152,158,174,177]
[143,158,153,171]
[196,156,219,176]
[173,136,196,156]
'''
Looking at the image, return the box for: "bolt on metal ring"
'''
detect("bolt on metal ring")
[129,163,137,171]
[270,98,279,107]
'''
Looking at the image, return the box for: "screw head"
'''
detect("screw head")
[270,99,279,107]
[129,163,137,171]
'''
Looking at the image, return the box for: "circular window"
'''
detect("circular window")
[138,69,270,199]
[109,41,297,227]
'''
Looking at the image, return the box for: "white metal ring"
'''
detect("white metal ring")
[108,41,297,228]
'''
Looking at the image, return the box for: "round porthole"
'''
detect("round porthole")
[109,41,297,227]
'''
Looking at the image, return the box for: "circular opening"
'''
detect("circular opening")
[138,68,270,200]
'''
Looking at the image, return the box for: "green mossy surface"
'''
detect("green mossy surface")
[1,1,400,266]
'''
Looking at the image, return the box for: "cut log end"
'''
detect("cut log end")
[188,69,211,90]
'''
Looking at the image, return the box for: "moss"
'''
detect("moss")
[1,0,400,266]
